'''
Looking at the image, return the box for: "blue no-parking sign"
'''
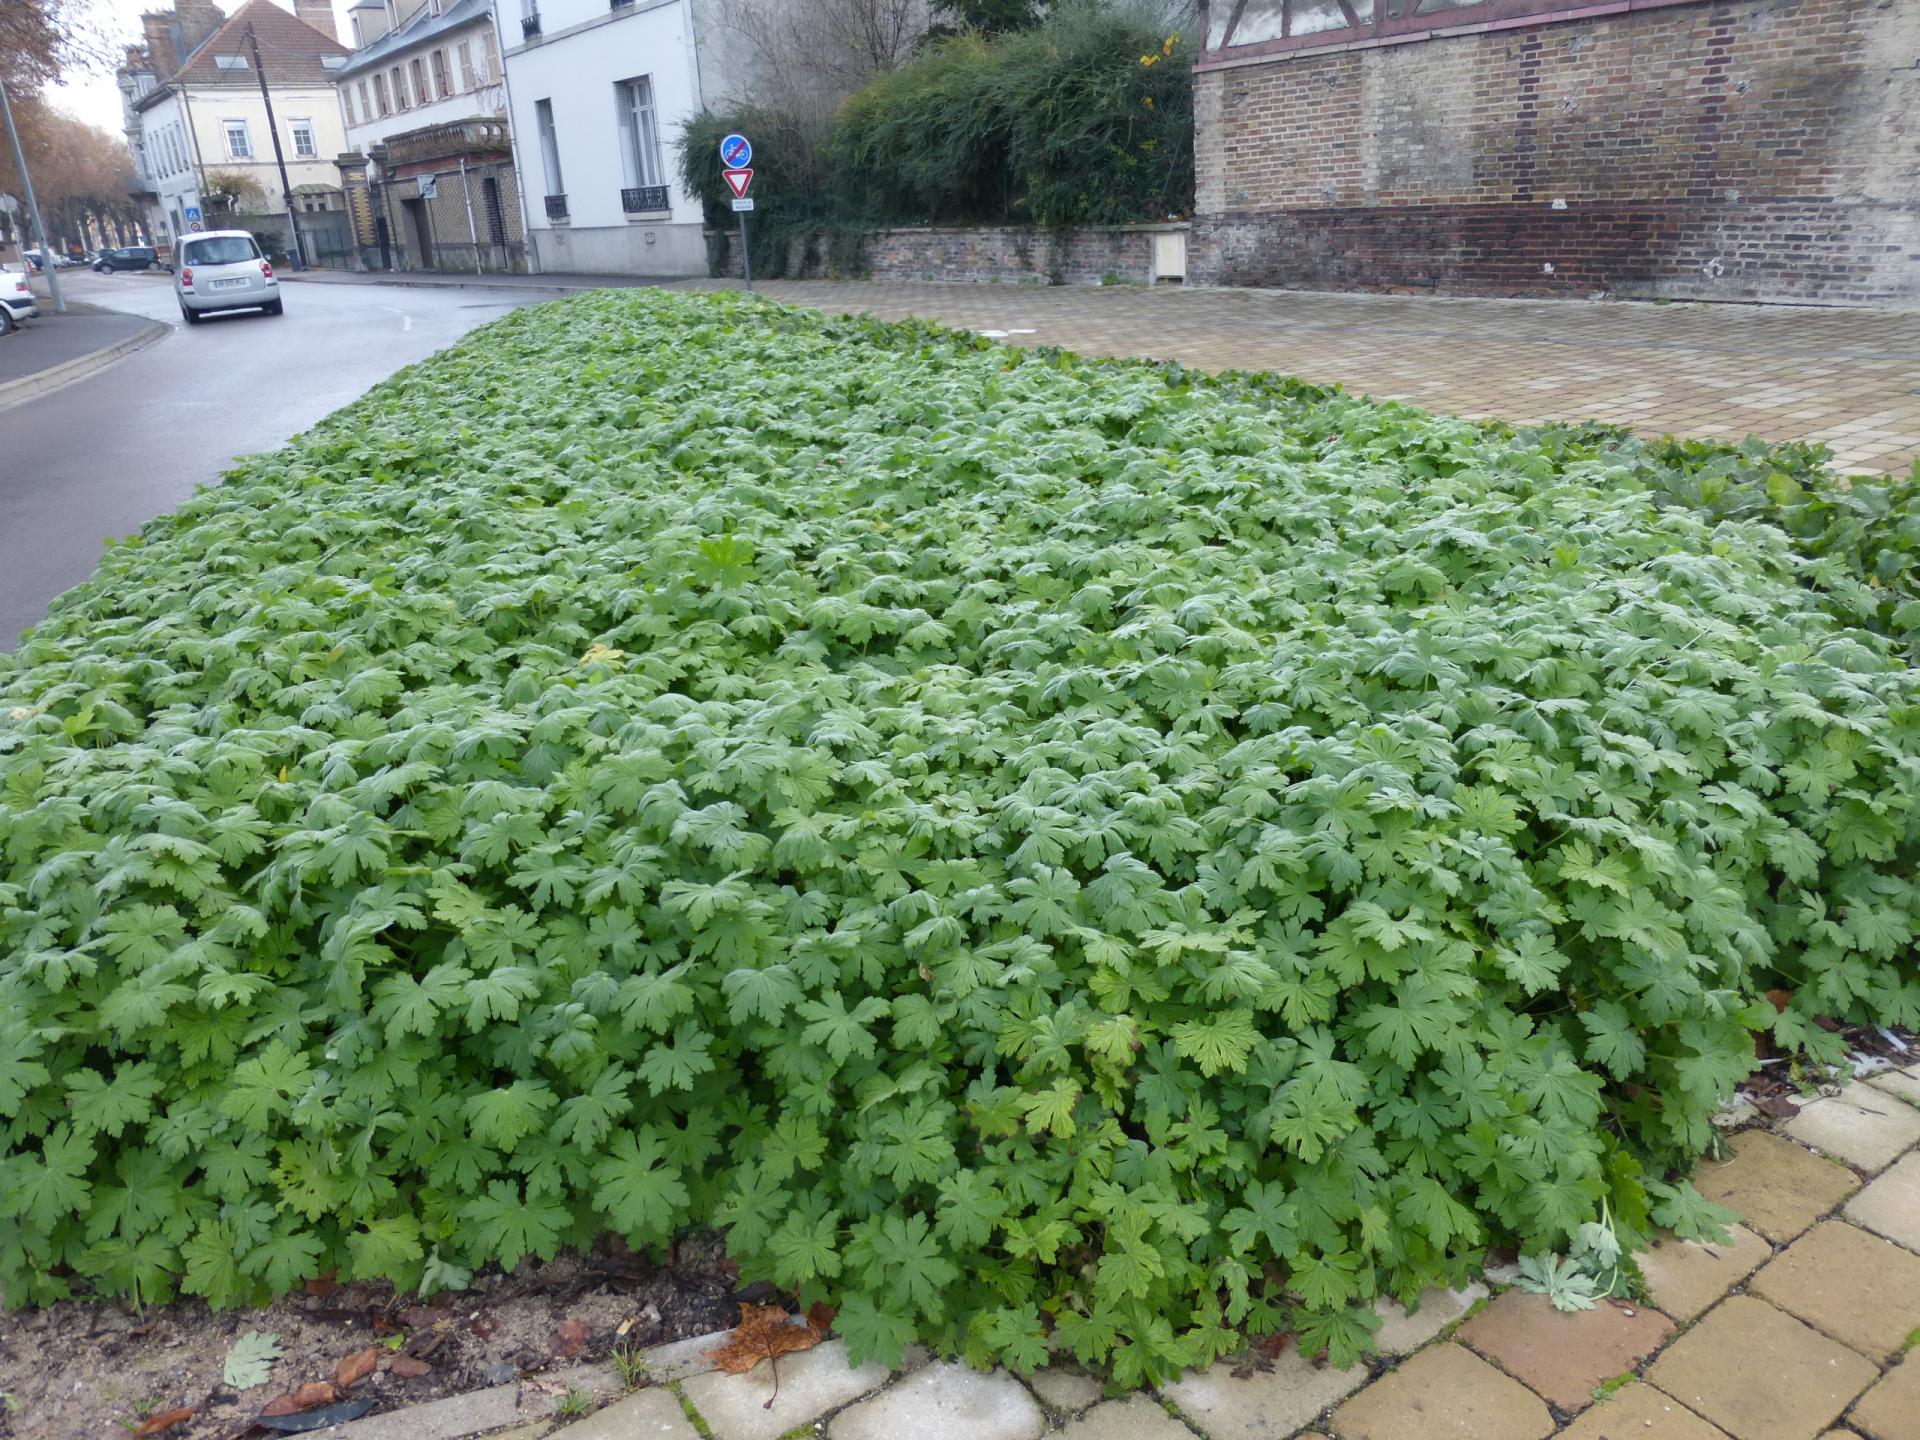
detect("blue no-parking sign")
[720,133,752,168]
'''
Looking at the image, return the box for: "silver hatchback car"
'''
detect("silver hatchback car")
[173,230,283,322]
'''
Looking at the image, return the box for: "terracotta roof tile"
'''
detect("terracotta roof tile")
[163,0,351,88]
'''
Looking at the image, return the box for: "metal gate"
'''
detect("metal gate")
[299,209,357,270]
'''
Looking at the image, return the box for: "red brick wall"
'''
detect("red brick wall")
[1191,0,1920,305]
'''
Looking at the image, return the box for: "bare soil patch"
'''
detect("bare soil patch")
[0,1234,741,1440]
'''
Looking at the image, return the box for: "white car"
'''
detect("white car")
[1,264,38,334]
[173,230,282,323]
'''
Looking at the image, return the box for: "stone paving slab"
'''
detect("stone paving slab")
[1645,1296,1880,1440]
[1866,1069,1920,1108]
[1459,1290,1675,1411]
[662,279,1920,477]
[1053,1394,1193,1440]
[629,1330,726,1384]
[1329,1342,1553,1440]
[829,1362,1045,1440]
[519,1364,623,1421]
[679,1339,896,1440]
[1372,1283,1489,1355]
[1028,1364,1106,1415]
[1843,1153,1920,1254]
[1160,1343,1369,1439]
[1848,1353,1920,1440]
[1636,1225,1772,1323]
[1749,1221,1920,1361]
[1785,1083,1920,1171]
[316,1383,523,1440]
[1556,1382,1731,1440]
[541,1387,697,1440]
[1693,1131,1862,1241]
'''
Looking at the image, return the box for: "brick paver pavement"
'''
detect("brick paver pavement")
[314,1055,1920,1440]
[290,270,1920,476]
[668,280,1920,477]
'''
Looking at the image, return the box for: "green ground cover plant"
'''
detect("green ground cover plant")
[3,291,1919,1383]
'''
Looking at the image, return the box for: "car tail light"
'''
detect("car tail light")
[260,260,273,280]
[180,267,193,287]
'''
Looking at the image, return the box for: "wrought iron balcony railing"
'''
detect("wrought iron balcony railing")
[621,185,669,214]
[544,193,568,220]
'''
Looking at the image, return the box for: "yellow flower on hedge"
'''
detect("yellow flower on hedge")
[1163,33,1179,55]
[1139,53,1157,65]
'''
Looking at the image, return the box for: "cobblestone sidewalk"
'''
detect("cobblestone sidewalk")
[669,280,1920,478]
[289,269,1920,477]
[318,1061,1920,1440]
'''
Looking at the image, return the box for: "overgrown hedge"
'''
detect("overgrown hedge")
[680,7,1194,277]
[3,292,1918,1386]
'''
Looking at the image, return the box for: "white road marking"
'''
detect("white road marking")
[380,305,414,332]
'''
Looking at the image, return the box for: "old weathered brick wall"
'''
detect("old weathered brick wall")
[1192,0,1920,305]
[711,225,1186,285]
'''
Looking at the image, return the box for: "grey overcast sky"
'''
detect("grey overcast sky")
[47,1,348,135]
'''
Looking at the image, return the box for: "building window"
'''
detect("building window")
[391,66,409,109]
[457,40,476,90]
[224,118,252,159]
[410,58,429,107]
[373,73,391,116]
[359,80,373,120]
[432,48,452,99]
[480,29,499,83]
[290,119,317,158]
[342,88,355,125]
[535,97,564,203]
[614,75,664,190]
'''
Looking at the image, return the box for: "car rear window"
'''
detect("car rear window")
[183,237,258,266]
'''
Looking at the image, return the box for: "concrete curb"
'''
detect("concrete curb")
[0,319,169,411]
[278,273,588,294]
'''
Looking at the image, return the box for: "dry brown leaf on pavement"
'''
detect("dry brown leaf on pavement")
[390,1354,432,1379]
[131,1408,193,1437]
[334,1347,379,1389]
[705,1302,826,1409]
[261,1381,339,1416]
[554,1317,591,1358]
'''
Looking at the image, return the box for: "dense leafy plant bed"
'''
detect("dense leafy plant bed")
[4,292,1918,1382]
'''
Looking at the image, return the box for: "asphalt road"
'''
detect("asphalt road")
[0,270,553,650]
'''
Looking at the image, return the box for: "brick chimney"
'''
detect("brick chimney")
[139,10,180,73]
[294,0,340,42]
[175,1,227,59]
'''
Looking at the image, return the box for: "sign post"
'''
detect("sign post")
[719,133,752,293]
[0,76,64,313]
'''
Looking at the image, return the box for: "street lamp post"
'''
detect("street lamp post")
[243,24,306,269]
[0,75,66,314]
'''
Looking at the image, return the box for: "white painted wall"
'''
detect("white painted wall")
[139,82,350,245]
[337,17,508,154]
[501,0,708,275]
[137,91,198,246]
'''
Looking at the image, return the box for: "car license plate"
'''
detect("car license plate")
[212,278,248,290]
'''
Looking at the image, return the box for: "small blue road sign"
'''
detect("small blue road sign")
[184,205,202,224]
[719,133,752,168]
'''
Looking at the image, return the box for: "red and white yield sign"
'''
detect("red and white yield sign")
[722,167,754,200]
